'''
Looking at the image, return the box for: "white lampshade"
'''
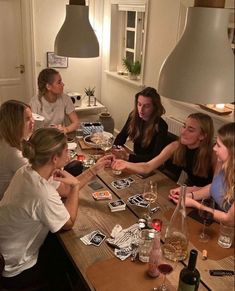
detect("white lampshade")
[54,5,99,58]
[158,7,234,104]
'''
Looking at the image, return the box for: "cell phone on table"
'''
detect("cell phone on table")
[135,172,155,179]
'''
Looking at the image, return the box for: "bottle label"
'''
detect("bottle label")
[178,281,198,291]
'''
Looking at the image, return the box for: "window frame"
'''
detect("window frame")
[108,0,149,86]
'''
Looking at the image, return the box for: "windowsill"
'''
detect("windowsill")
[169,99,234,123]
[74,96,105,112]
[105,70,145,88]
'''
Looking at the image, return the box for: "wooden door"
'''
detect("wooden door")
[0,0,29,103]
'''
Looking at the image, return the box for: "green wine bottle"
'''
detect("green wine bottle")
[178,249,200,291]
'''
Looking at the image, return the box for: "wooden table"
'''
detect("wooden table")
[58,145,234,290]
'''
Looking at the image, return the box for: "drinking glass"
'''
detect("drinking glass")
[111,145,126,175]
[154,244,177,291]
[90,127,103,158]
[100,136,114,155]
[198,198,215,243]
[143,181,158,221]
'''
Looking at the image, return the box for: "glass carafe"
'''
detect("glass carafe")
[163,184,189,261]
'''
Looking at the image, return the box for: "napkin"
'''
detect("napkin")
[107,224,140,260]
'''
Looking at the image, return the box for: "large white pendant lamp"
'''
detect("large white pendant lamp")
[54,0,99,58]
[158,0,234,104]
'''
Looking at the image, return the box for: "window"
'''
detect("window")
[109,1,148,85]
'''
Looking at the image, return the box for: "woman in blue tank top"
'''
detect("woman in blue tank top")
[170,123,234,225]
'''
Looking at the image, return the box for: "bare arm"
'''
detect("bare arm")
[112,141,179,174]
[183,199,234,226]
[64,111,79,133]
[169,184,211,201]
[53,170,80,230]
[76,154,113,188]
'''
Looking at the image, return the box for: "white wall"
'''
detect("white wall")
[100,0,181,130]
[32,0,103,100]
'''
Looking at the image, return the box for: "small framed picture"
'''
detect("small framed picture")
[47,52,68,68]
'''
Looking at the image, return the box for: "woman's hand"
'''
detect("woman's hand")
[53,169,79,188]
[169,190,199,208]
[111,159,129,171]
[91,154,113,174]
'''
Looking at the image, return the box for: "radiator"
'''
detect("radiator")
[163,115,184,136]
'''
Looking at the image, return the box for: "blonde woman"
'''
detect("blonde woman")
[30,68,79,133]
[0,100,34,199]
[112,113,216,187]
[0,128,111,289]
[170,123,234,225]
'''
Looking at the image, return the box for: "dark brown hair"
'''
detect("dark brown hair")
[128,87,165,148]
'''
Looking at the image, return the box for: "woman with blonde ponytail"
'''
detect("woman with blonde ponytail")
[0,128,111,289]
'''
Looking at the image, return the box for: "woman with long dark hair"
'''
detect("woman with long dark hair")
[114,87,168,162]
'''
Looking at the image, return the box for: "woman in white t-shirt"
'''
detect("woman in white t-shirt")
[30,68,79,134]
[0,128,111,289]
[0,100,34,200]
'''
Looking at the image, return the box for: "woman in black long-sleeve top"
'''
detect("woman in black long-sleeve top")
[114,87,168,162]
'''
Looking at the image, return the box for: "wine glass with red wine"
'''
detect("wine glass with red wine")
[198,198,215,243]
[154,244,177,291]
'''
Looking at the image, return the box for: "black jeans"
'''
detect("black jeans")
[1,233,73,291]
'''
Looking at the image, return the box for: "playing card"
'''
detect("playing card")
[138,201,149,208]
[125,177,135,184]
[88,181,103,190]
[89,231,106,246]
[111,179,130,190]
[80,230,99,245]
[108,199,126,212]
[109,199,125,208]
[92,190,112,200]
[127,194,149,208]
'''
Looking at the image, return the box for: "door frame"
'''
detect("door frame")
[21,0,36,101]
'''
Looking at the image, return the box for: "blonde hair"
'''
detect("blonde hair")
[217,123,235,206]
[37,68,59,112]
[128,87,165,148]
[22,128,67,167]
[173,113,214,177]
[0,100,31,149]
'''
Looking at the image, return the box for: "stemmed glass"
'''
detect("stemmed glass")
[143,181,158,221]
[100,136,114,155]
[154,244,177,291]
[198,198,215,243]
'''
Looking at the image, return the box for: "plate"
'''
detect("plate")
[68,142,77,150]
[84,132,113,148]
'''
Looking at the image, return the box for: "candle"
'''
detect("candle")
[215,103,225,109]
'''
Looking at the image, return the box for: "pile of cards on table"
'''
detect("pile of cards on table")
[80,230,106,246]
[127,194,149,208]
[92,190,112,200]
[108,199,126,212]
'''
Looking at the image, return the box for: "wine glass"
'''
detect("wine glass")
[143,181,158,221]
[198,198,215,243]
[154,244,177,291]
[100,136,114,155]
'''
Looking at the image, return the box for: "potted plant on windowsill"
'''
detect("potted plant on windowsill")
[122,58,141,80]
[84,86,96,106]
